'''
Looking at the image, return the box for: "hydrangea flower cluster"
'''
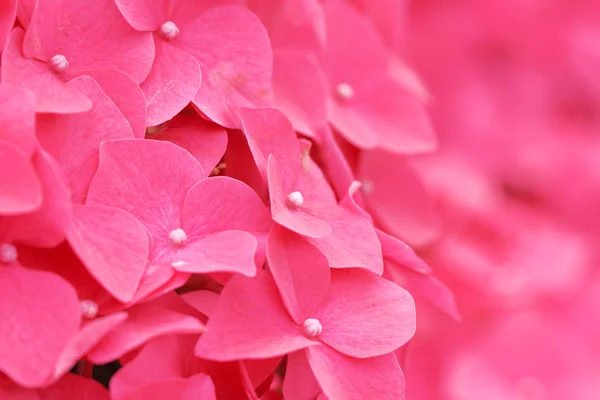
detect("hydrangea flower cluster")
[0,0,450,399]
[401,0,600,399]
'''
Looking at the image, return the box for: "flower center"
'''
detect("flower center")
[159,21,179,41]
[0,243,17,264]
[171,260,187,268]
[286,191,304,208]
[361,179,374,195]
[80,299,99,319]
[335,82,354,101]
[302,318,323,337]
[49,54,68,72]
[168,228,187,247]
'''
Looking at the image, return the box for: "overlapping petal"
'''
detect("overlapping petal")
[316,269,416,358]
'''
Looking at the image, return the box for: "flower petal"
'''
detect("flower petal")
[68,204,149,303]
[113,0,170,31]
[0,0,16,52]
[87,139,205,234]
[1,150,72,247]
[268,156,331,239]
[171,230,258,277]
[87,298,204,364]
[271,49,328,139]
[37,75,135,204]
[142,39,202,127]
[195,271,315,361]
[0,267,80,387]
[357,149,440,247]
[110,334,200,400]
[317,269,416,358]
[307,345,405,400]
[328,76,436,153]
[387,261,461,321]
[182,6,273,128]
[120,375,216,400]
[52,312,128,382]
[282,350,324,400]
[24,0,154,83]
[0,84,37,157]
[235,107,300,185]
[182,176,272,237]
[0,374,110,399]
[266,225,330,324]
[0,140,41,215]
[0,28,92,114]
[148,113,227,173]
[308,207,383,274]
[86,69,148,138]
[377,229,432,274]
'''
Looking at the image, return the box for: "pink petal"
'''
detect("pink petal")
[307,346,405,400]
[224,130,268,197]
[42,374,110,399]
[235,107,300,185]
[0,267,80,387]
[6,374,110,400]
[181,290,220,318]
[126,267,184,307]
[282,350,323,400]
[16,0,34,27]
[317,269,416,358]
[142,39,201,127]
[37,75,134,203]
[338,181,370,221]
[357,149,440,247]
[387,262,461,321]
[248,0,326,51]
[322,0,388,88]
[0,140,42,215]
[0,150,72,247]
[328,76,436,153]
[87,300,204,364]
[87,139,205,235]
[181,6,273,128]
[271,49,328,139]
[16,242,110,306]
[121,375,216,400]
[195,271,315,361]
[85,69,148,138]
[313,126,356,200]
[52,312,128,381]
[268,156,331,239]
[0,28,92,114]
[182,176,272,236]
[110,334,196,400]
[0,374,110,399]
[266,225,331,324]
[113,0,170,31]
[0,84,37,157]
[308,207,384,274]
[213,358,283,399]
[0,0,16,52]
[23,0,154,83]
[114,0,243,32]
[68,205,149,303]
[294,148,338,211]
[171,230,258,277]
[148,113,227,173]
[377,229,432,274]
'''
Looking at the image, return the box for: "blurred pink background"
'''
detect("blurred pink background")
[389,0,600,398]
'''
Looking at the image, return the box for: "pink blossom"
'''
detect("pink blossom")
[196,226,415,398]
[86,139,272,302]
